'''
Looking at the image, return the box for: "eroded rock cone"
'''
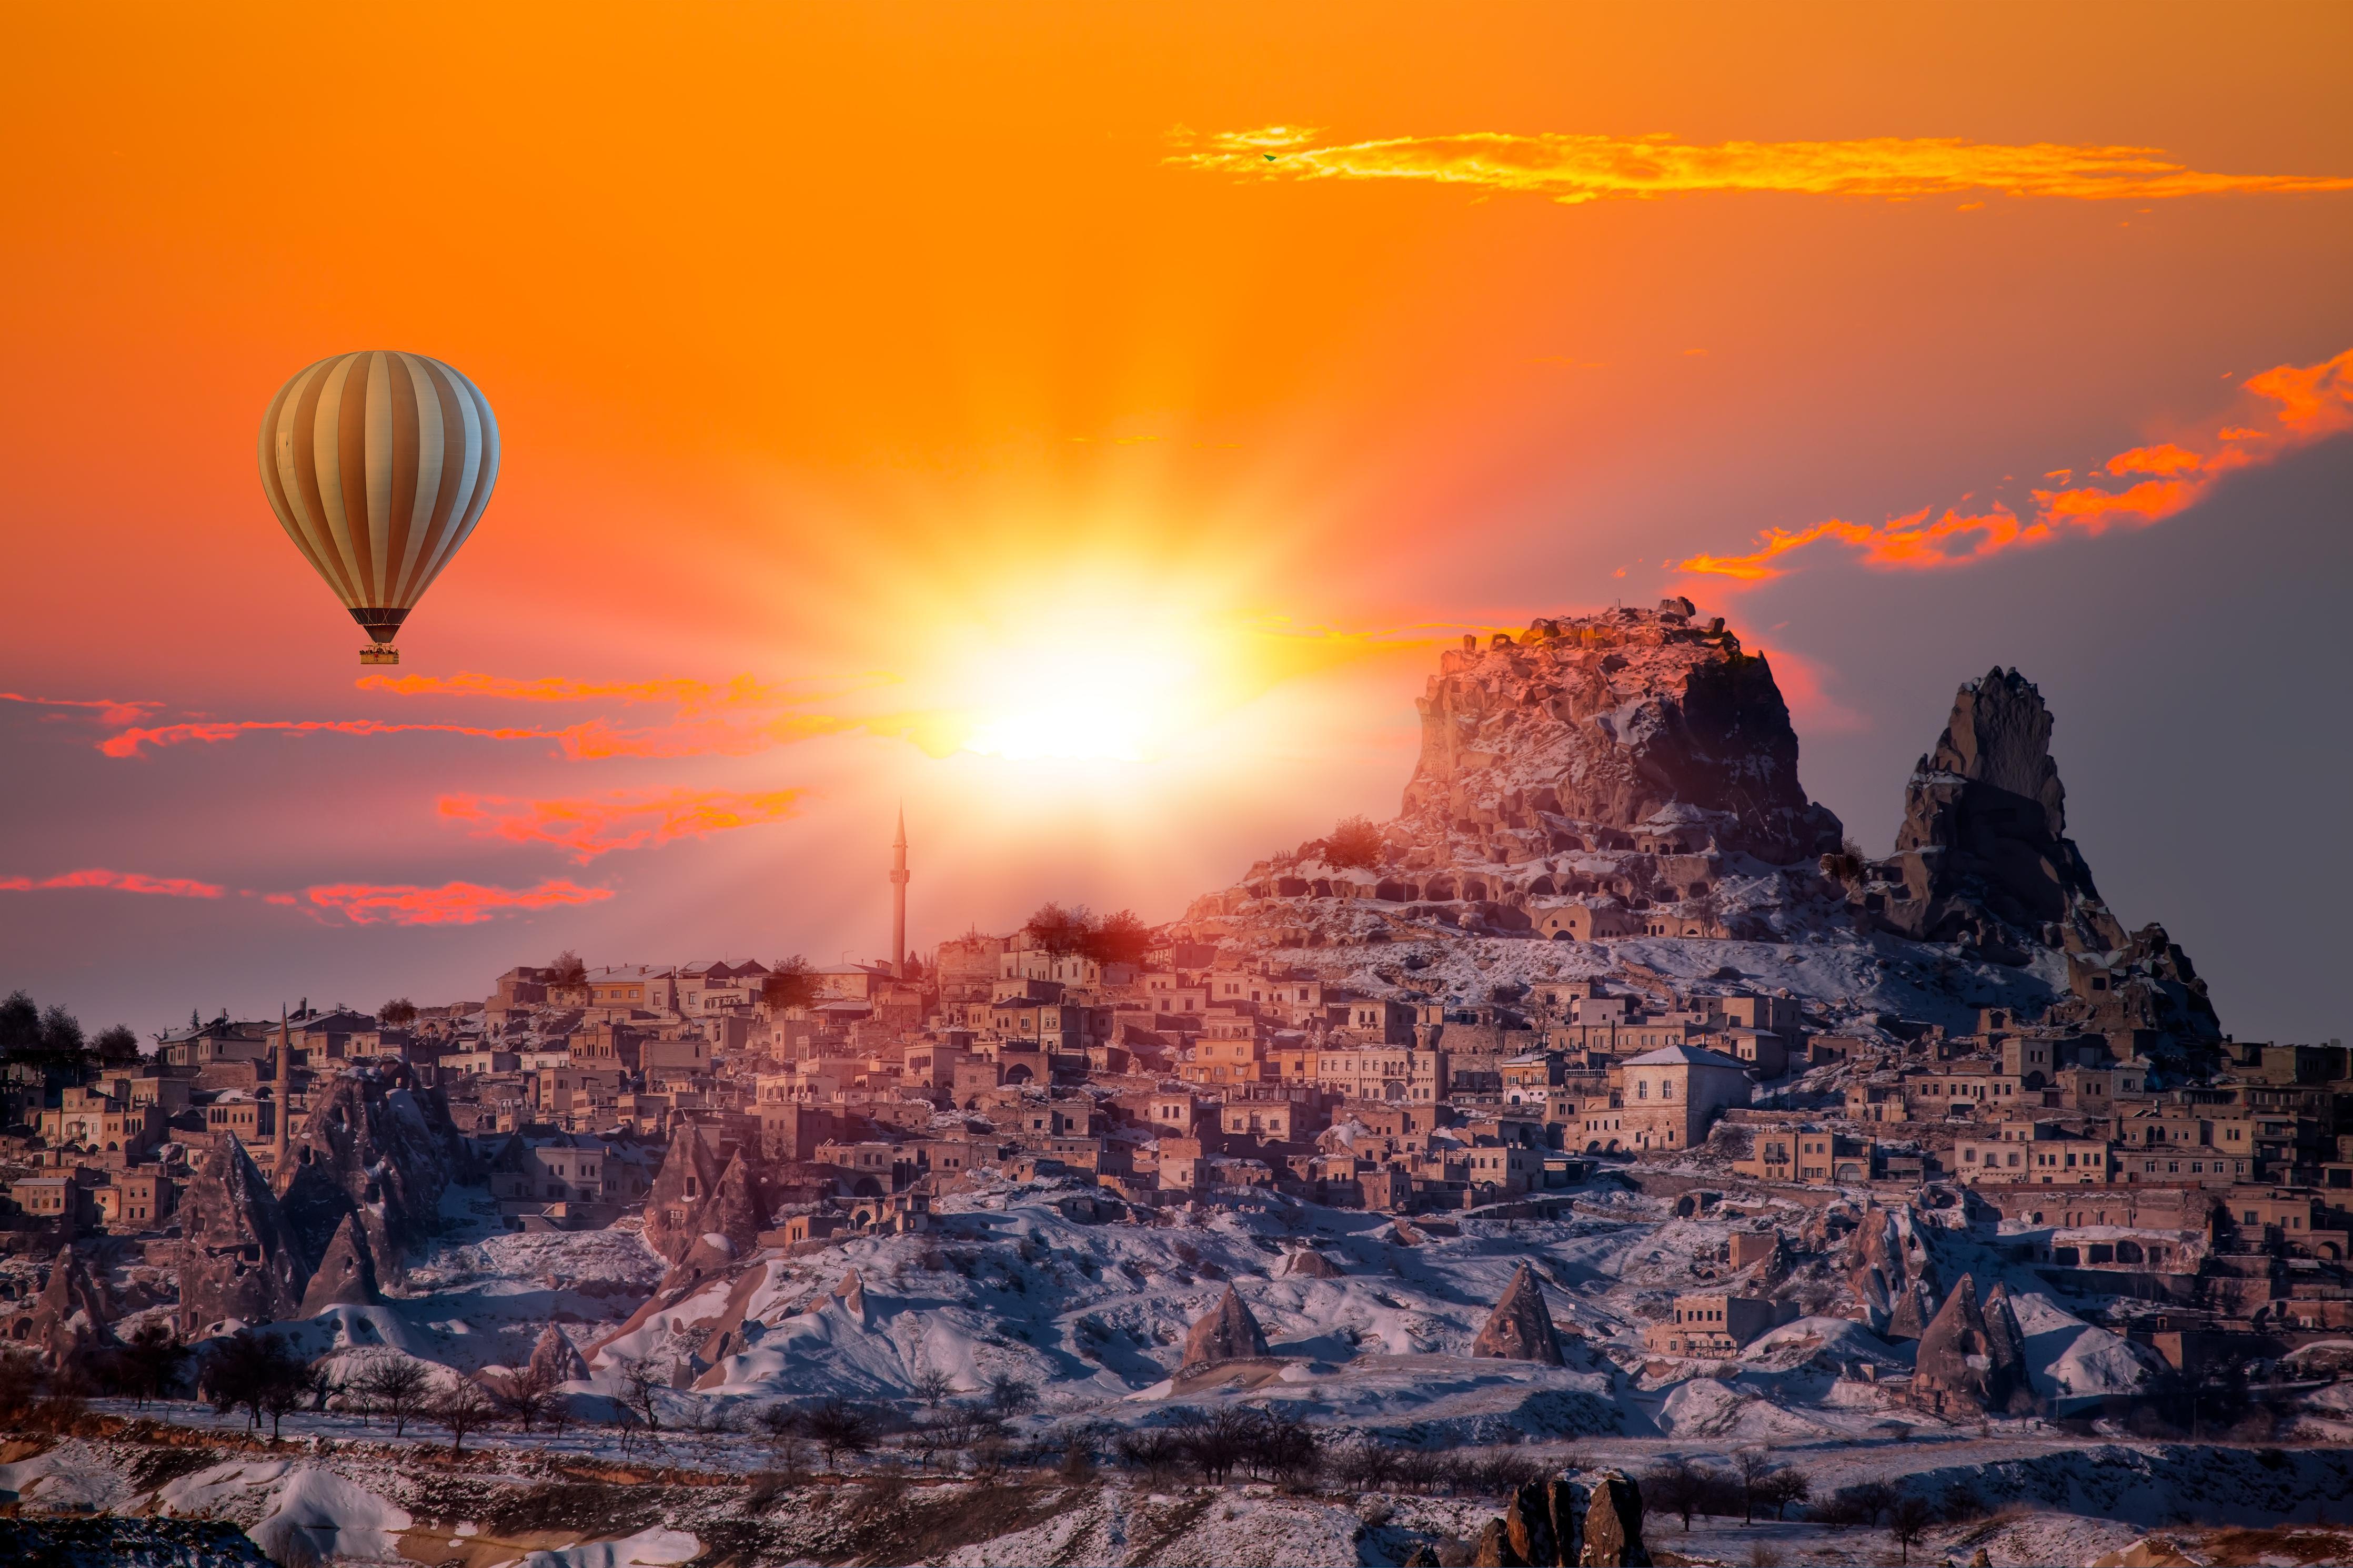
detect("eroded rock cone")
[1581,1469,1649,1567]
[1912,1273,2028,1417]
[1179,1285,1268,1372]
[642,1122,723,1264]
[296,1211,381,1316]
[277,1067,459,1289]
[1285,1248,1343,1279]
[1472,1263,1564,1365]
[28,1243,114,1369]
[696,1152,767,1256]
[178,1136,310,1334]
[528,1322,590,1387]
[1884,1276,1937,1342]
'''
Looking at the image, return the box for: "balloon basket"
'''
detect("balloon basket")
[359,643,400,665]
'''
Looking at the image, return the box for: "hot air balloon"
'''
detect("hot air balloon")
[257,351,499,665]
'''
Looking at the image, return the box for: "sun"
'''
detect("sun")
[959,621,1209,763]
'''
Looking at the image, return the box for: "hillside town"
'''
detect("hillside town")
[2,606,2349,1565]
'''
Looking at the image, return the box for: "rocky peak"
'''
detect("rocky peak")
[1400,602,1842,867]
[1869,667,2125,953]
[277,1067,460,1289]
[1183,599,1846,952]
[178,1136,309,1335]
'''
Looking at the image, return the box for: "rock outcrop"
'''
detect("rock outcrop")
[1869,667,2125,953]
[27,1243,114,1368]
[1910,1272,2033,1417]
[1179,1286,1269,1371]
[295,1211,382,1316]
[1470,1470,1647,1567]
[1284,1248,1344,1279]
[528,1322,591,1387]
[1180,600,1845,951]
[179,1137,310,1334]
[277,1067,462,1289]
[1471,1263,1565,1364]
[1846,1201,1942,1338]
[643,1123,723,1264]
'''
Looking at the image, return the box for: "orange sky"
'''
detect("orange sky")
[4,3,2350,1036]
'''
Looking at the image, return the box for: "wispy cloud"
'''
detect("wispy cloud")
[1,867,223,898]
[1675,346,2353,582]
[354,671,882,715]
[2,692,162,726]
[304,878,614,926]
[1171,127,2353,205]
[99,670,947,763]
[438,787,807,863]
[99,718,571,759]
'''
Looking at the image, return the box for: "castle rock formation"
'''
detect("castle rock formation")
[1183,600,1845,949]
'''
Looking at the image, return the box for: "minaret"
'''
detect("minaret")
[889,807,910,979]
[273,1004,292,1179]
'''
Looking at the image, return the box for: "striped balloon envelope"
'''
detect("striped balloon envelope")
[257,350,499,664]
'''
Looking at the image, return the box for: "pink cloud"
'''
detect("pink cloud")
[438,787,807,863]
[2,692,160,726]
[0,867,223,898]
[304,878,615,926]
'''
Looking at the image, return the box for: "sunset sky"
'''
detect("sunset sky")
[4,3,2349,1041]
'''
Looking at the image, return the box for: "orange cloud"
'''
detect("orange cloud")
[304,878,614,926]
[1676,345,2353,582]
[354,671,887,715]
[1173,128,2353,206]
[99,718,568,759]
[439,787,807,862]
[2105,443,2204,477]
[2,692,160,725]
[1,867,223,898]
[2243,348,2353,435]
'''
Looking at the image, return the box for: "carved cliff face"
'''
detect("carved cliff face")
[1399,605,1844,868]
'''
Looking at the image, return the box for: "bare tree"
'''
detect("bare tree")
[1759,1468,1811,1522]
[615,1356,667,1435]
[913,1368,954,1410]
[804,1398,878,1470]
[1646,1457,1705,1533]
[986,1372,1037,1416]
[487,1360,558,1431]
[357,1358,433,1439]
[436,1379,501,1456]
[1734,1450,1775,1525]
[1888,1495,1936,1565]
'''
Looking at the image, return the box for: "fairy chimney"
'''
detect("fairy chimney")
[1471,1263,1565,1364]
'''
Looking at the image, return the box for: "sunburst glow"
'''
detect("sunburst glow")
[957,615,1213,763]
